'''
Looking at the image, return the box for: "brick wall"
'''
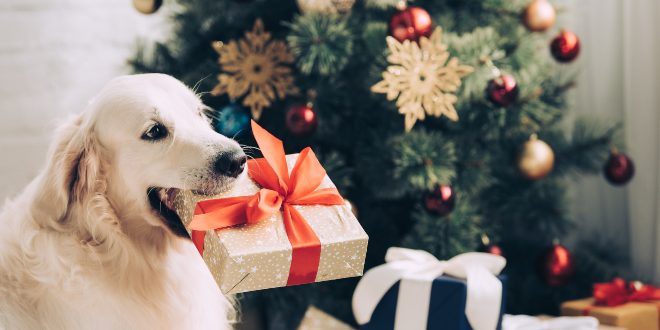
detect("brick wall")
[0,0,168,202]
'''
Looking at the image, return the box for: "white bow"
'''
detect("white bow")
[502,315,599,330]
[352,247,506,330]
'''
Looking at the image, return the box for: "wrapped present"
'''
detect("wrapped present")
[502,314,605,330]
[297,306,355,330]
[561,278,660,330]
[352,247,507,330]
[174,121,368,294]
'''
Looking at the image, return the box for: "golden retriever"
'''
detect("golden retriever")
[0,74,244,329]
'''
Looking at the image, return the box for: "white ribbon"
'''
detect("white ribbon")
[352,247,506,330]
[502,315,599,330]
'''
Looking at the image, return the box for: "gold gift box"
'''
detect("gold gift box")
[174,154,369,294]
[297,306,355,330]
[561,298,659,330]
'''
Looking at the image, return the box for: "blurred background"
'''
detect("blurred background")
[1,0,659,328]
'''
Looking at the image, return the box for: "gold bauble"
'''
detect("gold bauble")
[297,0,355,14]
[522,0,556,32]
[518,134,555,180]
[133,0,163,14]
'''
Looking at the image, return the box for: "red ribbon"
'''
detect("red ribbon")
[188,120,345,286]
[593,277,660,307]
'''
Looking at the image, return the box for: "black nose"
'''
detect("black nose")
[213,151,247,178]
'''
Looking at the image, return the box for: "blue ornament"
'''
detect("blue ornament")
[214,104,250,137]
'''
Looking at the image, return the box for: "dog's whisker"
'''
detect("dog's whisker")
[239,145,260,151]
[192,75,211,95]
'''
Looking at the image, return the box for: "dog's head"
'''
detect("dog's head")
[39,74,246,238]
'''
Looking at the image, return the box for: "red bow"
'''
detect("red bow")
[593,277,660,306]
[188,120,345,286]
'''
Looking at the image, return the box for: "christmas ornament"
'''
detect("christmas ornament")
[522,0,556,32]
[518,134,554,180]
[286,103,318,137]
[133,0,162,14]
[214,104,251,137]
[604,150,635,185]
[424,184,455,216]
[297,0,355,14]
[372,28,474,132]
[477,234,504,256]
[539,241,574,286]
[487,74,519,106]
[388,5,433,42]
[211,19,298,120]
[550,30,581,63]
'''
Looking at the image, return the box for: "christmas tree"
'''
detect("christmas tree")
[133,0,629,327]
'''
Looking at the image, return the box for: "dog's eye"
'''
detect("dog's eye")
[141,123,168,141]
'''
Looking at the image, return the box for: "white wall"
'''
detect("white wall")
[560,0,630,257]
[562,0,660,282]
[0,0,167,202]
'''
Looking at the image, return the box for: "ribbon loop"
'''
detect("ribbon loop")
[353,247,506,330]
[250,120,290,191]
[593,278,660,306]
[189,120,345,287]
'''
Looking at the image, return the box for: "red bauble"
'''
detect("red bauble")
[539,242,574,286]
[604,151,635,185]
[550,30,581,63]
[286,104,317,137]
[487,74,519,106]
[482,244,504,256]
[389,6,433,42]
[424,184,455,216]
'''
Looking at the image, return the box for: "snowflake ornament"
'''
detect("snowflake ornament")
[371,28,474,132]
[212,19,298,119]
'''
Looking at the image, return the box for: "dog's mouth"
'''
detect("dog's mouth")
[146,177,240,237]
[147,187,189,238]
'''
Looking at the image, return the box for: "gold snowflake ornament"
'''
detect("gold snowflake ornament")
[372,28,474,132]
[212,19,297,119]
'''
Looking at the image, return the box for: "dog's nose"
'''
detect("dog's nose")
[213,151,247,178]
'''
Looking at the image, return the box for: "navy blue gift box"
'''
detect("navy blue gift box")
[360,275,506,330]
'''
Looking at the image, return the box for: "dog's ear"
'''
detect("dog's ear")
[31,113,102,227]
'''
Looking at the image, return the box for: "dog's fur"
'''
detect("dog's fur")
[0,74,244,329]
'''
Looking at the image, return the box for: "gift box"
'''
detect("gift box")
[174,121,368,294]
[561,298,659,330]
[353,248,507,330]
[561,278,660,330]
[504,315,624,330]
[297,306,355,330]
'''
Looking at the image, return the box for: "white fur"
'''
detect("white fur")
[0,74,241,330]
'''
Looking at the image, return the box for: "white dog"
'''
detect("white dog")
[0,74,245,329]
